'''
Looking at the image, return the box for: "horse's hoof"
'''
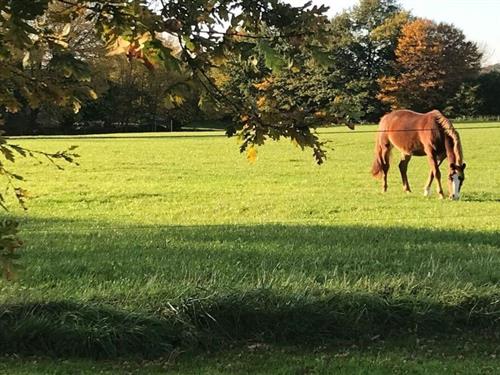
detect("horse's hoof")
[424,188,431,197]
[438,194,445,200]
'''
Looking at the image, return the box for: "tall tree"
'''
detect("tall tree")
[477,71,500,116]
[327,0,408,121]
[218,39,365,151]
[378,18,482,112]
[81,53,200,132]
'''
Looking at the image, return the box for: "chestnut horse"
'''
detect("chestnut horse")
[371,109,466,199]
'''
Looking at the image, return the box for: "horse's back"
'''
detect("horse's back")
[378,110,441,156]
[379,109,437,130]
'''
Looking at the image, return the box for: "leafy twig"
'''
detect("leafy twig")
[0,137,80,210]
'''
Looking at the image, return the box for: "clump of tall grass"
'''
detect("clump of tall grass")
[0,289,498,358]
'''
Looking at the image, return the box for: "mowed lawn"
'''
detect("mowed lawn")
[1,123,499,373]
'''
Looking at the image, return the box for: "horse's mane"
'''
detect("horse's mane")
[433,110,463,165]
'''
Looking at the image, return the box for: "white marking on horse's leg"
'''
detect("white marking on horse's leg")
[451,174,460,200]
[424,187,431,196]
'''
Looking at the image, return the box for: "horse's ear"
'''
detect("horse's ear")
[462,163,466,170]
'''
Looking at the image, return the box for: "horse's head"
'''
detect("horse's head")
[449,162,466,200]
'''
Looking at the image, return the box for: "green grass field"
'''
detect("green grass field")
[1,123,499,373]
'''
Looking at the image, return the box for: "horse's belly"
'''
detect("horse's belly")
[390,134,426,156]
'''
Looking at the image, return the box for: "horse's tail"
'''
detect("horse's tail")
[371,117,389,178]
[433,110,463,164]
[371,137,384,178]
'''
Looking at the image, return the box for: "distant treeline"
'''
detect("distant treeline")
[2,0,500,136]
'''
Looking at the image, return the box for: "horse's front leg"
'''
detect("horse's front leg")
[423,158,444,196]
[398,154,412,193]
[426,154,445,199]
[424,171,434,196]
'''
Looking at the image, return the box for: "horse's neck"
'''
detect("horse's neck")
[444,135,457,165]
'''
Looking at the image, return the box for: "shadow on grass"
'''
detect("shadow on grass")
[0,292,498,359]
[1,219,499,358]
[462,192,500,203]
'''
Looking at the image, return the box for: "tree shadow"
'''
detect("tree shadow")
[0,292,498,359]
[1,218,499,358]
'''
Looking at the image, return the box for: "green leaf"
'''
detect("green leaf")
[183,35,196,51]
[144,40,181,72]
[258,40,286,73]
[0,147,15,163]
[310,46,331,67]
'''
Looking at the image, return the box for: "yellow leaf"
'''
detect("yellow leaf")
[172,95,184,105]
[61,23,71,37]
[72,100,82,114]
[107,37,131,56]
[253,79,273,91]
[246,146,257,163]
[22,52,30,69]
[88,89,98,100]
[137,32,151,48]
[256,96,267,109]
[54,39,69,48]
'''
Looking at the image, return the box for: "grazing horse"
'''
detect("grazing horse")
[371,109,466,200]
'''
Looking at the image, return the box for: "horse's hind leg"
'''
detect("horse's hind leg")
[381,143,392,192]
[398,154,412,193]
